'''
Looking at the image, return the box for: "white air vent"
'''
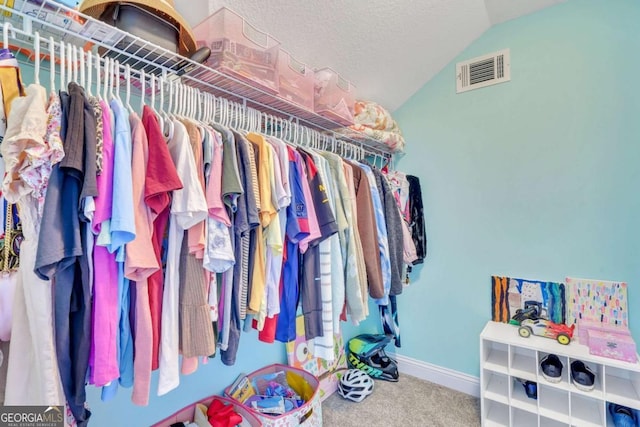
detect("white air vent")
[456,49,510,93]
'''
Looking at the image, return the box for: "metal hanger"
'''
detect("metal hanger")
[33,31,40,86]
[125,64,133,113]
[95,52,103,101]
[48,36,55,94]
[139,68,146,112]
[86,50,92,97]
[114,60,122,103]
[66,44,73,86]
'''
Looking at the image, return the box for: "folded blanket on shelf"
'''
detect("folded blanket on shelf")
[342,100,406,153]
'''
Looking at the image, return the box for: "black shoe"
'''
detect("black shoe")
[570,360,595,391]
[540,354,563,383]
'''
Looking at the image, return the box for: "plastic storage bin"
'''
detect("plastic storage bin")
[151,395,262,427]
[225,364,321,427]
[277,49,314,111]
[314,67,356,126]
[193,7,280,94]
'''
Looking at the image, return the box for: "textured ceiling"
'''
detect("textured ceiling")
[176,0,565,112]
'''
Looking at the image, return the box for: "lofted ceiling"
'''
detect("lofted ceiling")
[176,0,565,112]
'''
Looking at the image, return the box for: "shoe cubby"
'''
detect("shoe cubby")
[538,385,570,424]
[539,416,569,427]
[512,408,538,427]
[538,352,570,389]
[568,358,603,399]
[605,401,640,427]
[484,400,509,427]
[511,345,537,381]
[510,377,538,413]
[604,365,640,410]
[483,339,509,374]
[570,394,605,427]
[483,370,509,404]
[481,321,640,427]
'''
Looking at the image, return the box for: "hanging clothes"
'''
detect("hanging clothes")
[89,98,119,389]
[407,175,427,264]
[34,82,97,426]
[2,83,65,408]
[127,111,158,406]
[157,119,207,395]
[141,105,183,372]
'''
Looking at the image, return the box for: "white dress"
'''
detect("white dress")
[1,84,65,406]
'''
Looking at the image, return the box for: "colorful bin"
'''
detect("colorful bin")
[225,364,321,427]
[152,395,262,427]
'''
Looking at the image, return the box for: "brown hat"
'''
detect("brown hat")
[79,0,196,56]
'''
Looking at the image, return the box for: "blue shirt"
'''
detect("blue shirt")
[108,99,136,254]
[360,164,391,306]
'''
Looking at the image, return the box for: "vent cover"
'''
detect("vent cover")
[456,49,510,93]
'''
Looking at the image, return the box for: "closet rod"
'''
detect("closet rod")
[2,22,383,161]
[0,0,393,162]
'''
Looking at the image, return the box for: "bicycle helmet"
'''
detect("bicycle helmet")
[347,334,399,382]
[337,369,374,402]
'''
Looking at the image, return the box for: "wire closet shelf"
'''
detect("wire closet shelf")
[0,0,393,161]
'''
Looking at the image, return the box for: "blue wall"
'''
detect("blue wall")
[393,0,640,377]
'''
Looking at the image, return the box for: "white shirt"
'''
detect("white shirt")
[157,119,208,396]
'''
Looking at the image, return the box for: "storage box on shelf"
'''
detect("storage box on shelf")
[193,7,280,94]
[480,321,640,427]
[277,49,314,111]
[314,67,356,126]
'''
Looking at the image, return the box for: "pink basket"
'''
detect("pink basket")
[193,7,280,94]
[152,395,262,427]
[224,364,321,427]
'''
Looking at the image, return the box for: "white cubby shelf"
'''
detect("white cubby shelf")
[481,321,640,427]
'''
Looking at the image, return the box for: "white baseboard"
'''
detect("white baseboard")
[394,354,480,398]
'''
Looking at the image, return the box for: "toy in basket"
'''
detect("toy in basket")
[151,395,261,427]
[225,364,322,427]
[285,315,348,401]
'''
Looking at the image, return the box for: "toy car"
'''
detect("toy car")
[518,319,575,345]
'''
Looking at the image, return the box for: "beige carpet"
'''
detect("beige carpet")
[322,373,480,427]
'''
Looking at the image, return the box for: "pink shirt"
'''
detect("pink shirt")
[125,113,159,281]
[90,100,119,386]
[126,112,156,406]
[297,150,321,254]
[206,130,230,226]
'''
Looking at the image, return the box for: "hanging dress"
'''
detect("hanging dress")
[1,84,65,407]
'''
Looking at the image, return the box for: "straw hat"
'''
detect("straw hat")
[79,0,196,56]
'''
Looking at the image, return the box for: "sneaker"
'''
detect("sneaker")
[570,360,595,391]
[608,403,637,427]
[522,380,537,399]
[540,354,563,383]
